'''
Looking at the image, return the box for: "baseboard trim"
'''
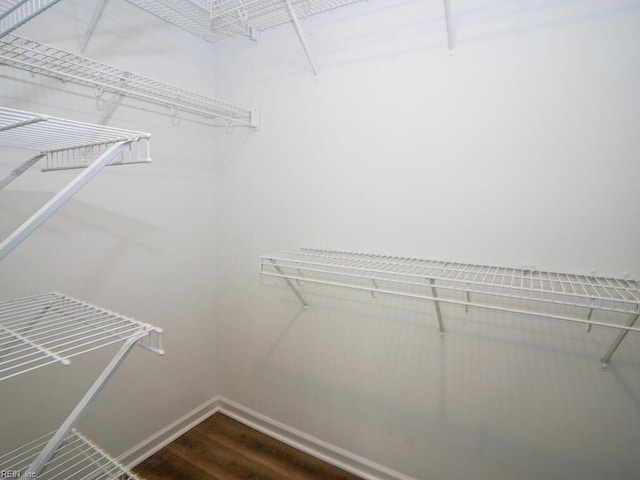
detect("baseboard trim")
[217,397,414,480]
[121,395,413,480]
[119,396,222,468]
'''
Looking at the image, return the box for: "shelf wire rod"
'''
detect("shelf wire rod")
[0,328,148,380]
[0,322,70,366]
[25,335,142,476]
[262,270,640,333]
[268,252,640,312]
[266,255,609,310]
[0,307,136,345]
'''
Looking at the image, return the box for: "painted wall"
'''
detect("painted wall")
[213,1,640,479]
[0,0,219,459]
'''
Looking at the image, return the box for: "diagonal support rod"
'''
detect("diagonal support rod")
[442,0,454,51]
[430,278,445,335]
[0,141,128,262]
[283,0,318,76]
[25,334,142,475]
[79,0,110,52]
[270,260,308,308]
[601,313,639,368]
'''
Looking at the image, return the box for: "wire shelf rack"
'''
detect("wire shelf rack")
[261,248,640,333]
[0,0,62,38]
[0,34,257,127]
[0,292,164,382]
[0,429,139,479]
[127,0,367,42]
[0,106,151,171]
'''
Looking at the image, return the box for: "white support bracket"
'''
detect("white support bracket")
[442,0,455,52]
[25,334,142,475]
[601,313,639,368]
[283,0,318,76]
[0,141,128,262]
[270,260,308,308]
[429,278,445,336]
[79,0,110,53]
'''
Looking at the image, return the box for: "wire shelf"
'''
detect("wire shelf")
[0,0,62,38]
[0,106,151,171]
[127,0,366,42]
[0,429,139,479]
[0,34,257,127]
[261,248,640,332]
[0,292,163,382]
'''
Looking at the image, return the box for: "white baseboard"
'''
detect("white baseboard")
[119,396,222,468]
[121,395,413,480]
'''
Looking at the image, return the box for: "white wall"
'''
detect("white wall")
[213,1,640,479]
[0,0,219,458]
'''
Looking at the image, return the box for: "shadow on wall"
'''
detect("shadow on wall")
[250,287,640,478]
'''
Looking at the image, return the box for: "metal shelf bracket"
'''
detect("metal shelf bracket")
[442,0,455,52]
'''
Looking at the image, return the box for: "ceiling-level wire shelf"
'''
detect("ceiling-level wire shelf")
[0,0,62,38]
[261,248,640,366]
[0,34,258,127]
[127,0,367,42]
[0,292,163,383]
[0,429,140,479]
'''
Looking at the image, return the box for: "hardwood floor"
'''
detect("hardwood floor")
[134,414,363,480]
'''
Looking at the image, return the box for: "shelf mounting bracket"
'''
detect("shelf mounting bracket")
[430,278,445,336]
[283,0,318,76]
[25,334,142,475]
[442,0,455,52]
[601,313,639,368]
[270,260,308,308]
[79,0,110,52]
[0,141,129,262]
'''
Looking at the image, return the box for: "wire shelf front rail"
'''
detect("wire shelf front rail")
[0,292,164,383]
[0,106,152,172]
[0,429,140,479]
[0,0,62,38]
[261,249,640,364]
[0,34,258,127]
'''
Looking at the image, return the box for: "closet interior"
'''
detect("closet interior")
[1,1,639,479]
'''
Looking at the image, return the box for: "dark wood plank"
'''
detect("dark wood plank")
[194,414,360,480]
[134,414,362,480]
[133,447,216,480]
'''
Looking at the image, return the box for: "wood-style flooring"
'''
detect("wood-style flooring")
[134,414,363,480]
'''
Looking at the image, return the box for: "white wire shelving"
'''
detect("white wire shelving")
[0,293,163,479]
[261,248,640,366]
[0,106,153,262]
[0,34,258,128]
[0,105,152,172]
[127,0,367,42]
[0,429,140,480]
[0,0,62,38]
[0,292,164,383]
